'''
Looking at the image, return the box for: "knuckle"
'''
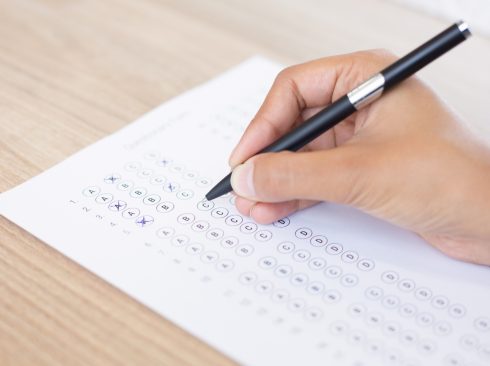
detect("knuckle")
[353,48,398,68]
[274,65,299,85]
[369,48,397,59]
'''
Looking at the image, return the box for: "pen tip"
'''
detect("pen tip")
[205,173,233,201]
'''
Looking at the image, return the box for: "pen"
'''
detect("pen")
[205,21,471,201]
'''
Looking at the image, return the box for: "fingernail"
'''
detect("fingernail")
[228,147,239,168]
[249,202,257,219]
[228,158,237,169]
[231,161,255,198]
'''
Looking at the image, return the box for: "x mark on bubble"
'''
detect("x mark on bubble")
[136,216,154,227]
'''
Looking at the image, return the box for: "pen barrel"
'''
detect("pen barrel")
[381,22,470,89]
[260,95,356,153]
[205,21,471,201]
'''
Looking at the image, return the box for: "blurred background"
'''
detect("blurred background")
[394,0,490,36]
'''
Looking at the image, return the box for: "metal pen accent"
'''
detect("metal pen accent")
[347,73,385,110]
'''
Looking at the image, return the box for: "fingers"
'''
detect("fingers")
[227,51,396,222]
[230,147,365,206]
[228,50,396,168]
[235,196,317,224]
[250,201,299,223]
[228,56,353,167]
[234,196,255,216]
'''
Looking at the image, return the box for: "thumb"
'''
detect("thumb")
[230,148,364,205]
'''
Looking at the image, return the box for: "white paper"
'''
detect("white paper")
[1,57,489,366]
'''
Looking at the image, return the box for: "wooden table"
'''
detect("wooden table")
[1,1,489,365]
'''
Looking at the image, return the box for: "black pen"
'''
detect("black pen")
[205,21,471,201]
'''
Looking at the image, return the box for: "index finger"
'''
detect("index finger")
[228,55,352,167]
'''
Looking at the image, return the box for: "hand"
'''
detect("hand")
[229,50,490,265]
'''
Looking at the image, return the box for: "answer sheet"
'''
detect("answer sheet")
[1,57,489,366]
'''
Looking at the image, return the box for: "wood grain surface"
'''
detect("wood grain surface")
[1,1,489,365]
